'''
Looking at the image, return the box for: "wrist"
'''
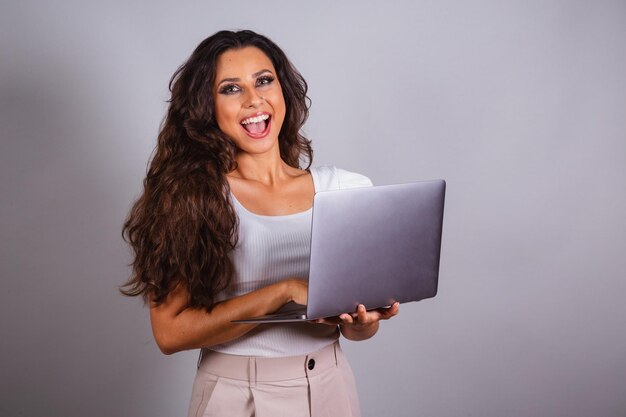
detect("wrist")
[282,279,298,304]
[280,278,307,306]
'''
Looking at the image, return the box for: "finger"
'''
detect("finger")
[379,302,400,319]
[357,304,368,323]
[340,313,354,325]
[362,302,399,322]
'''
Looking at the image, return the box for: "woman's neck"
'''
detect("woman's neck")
[230,151,298,187]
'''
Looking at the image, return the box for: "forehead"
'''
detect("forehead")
[214,46,276,80]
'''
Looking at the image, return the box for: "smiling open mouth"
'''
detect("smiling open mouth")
[241,113,271,136]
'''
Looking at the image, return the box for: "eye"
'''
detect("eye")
[218,84,240,95]
[256,75,275,86]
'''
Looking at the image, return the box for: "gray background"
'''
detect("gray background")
[1,1,625,416]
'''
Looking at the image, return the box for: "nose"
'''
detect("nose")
[244,89,264,108]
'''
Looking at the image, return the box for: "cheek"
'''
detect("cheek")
[270,89,287,117]
[214,100,238,131]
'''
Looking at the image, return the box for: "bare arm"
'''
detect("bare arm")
[150,278,307,355]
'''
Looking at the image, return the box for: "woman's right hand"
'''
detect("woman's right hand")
[283,278,308,306]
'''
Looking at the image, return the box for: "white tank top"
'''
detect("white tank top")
[209,166,373,357]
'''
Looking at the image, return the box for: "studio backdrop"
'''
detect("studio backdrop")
[1,1,625,416]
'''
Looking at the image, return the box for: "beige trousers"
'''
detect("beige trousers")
[187,341,361,417]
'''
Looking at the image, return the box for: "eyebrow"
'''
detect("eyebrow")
[216,69,273,86]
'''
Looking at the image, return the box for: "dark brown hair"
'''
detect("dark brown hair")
[121,30,312,310]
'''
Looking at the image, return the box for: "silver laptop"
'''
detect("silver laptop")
[232,179,446,323]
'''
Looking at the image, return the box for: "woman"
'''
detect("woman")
[122,30,399,417]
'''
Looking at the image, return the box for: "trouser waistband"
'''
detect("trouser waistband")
[198,341,341,383]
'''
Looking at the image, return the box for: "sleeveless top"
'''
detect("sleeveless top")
[209,166,373,357]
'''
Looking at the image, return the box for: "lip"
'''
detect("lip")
[240,111,272,139]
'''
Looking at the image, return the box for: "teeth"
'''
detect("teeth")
[241,114,270,125]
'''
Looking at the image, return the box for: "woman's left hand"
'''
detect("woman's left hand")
[312,302,399,341]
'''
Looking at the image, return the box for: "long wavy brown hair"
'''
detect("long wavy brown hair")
[121,30,312,310]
